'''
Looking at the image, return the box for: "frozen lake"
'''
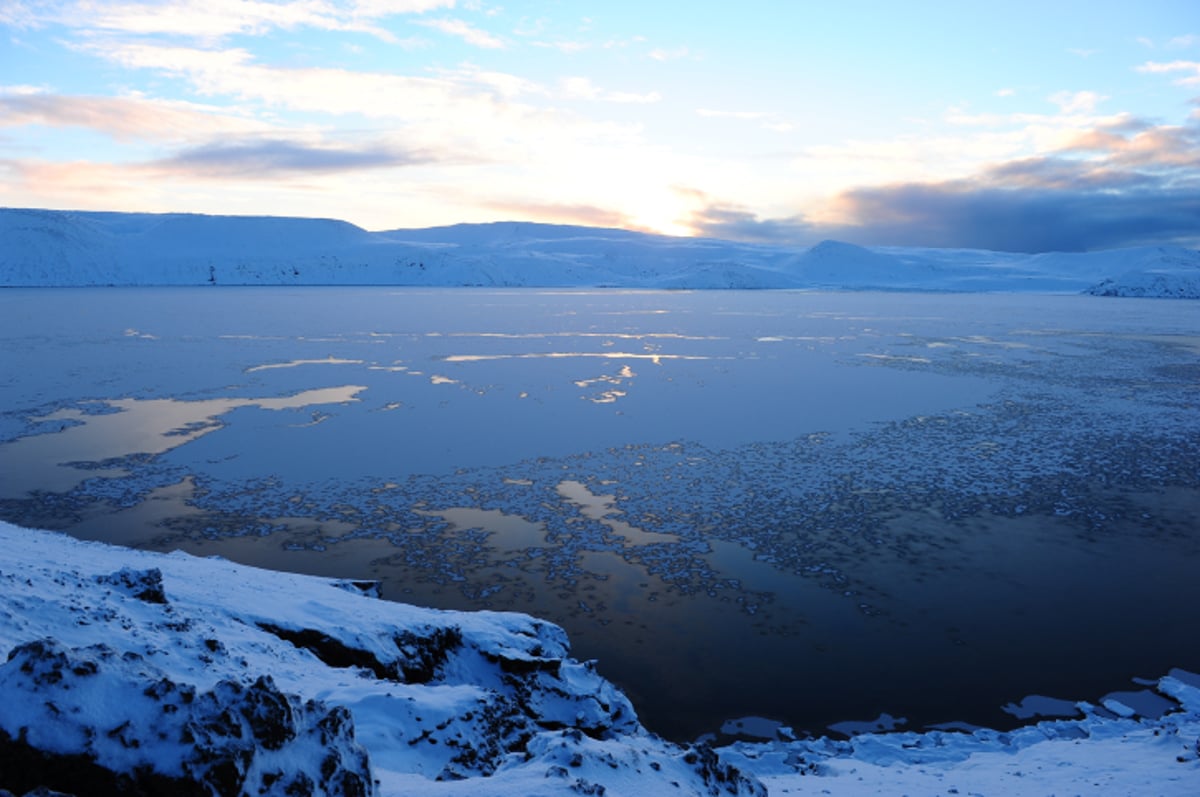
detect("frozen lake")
[2,287,1199,741]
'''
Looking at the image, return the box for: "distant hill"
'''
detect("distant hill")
[3,208,1198,296]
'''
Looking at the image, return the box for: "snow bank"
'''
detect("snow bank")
[2,521,1198,796]
[3,207,1199,295]
[725,676,1200,795]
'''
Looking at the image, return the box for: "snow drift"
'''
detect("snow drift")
[2,207,1199,295]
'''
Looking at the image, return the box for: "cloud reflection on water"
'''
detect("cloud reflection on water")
[0,386,365,498]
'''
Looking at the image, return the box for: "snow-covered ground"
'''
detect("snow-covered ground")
[1,521,1198,796]
[3,207,1199,295]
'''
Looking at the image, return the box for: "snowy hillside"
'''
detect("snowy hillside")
[2,522,1198,796]
[3,207,1199,295]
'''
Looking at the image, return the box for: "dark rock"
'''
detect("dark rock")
[331,580,383,599]
[95,568,167,604]
[257,624,393,680]
[680,744,766,797]
[392,626,463,684]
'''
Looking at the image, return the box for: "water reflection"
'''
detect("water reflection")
[246,357,364,372]
[440,352,717,363]
[0,386,365,498]
[416,506,549,552]
[557,480,678,545]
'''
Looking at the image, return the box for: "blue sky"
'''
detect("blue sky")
[2,0,1198,250]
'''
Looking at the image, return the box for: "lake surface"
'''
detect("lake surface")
[2,287,1198,741]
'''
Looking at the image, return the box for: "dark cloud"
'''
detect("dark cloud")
[686,204,816,245]
[689,116,1200,253]
[153,138,434,178]
[830,182,1200,252]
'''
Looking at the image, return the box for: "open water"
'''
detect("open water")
[1,287,1198,741]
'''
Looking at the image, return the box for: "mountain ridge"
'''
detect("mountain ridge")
[3,207,1198,296]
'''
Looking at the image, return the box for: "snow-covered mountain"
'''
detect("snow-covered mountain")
[2,522,1198,796]
[3,207,1199,296]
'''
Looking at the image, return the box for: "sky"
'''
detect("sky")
[2,0,1198,252]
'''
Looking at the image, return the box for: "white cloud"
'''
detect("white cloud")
[0,89,268,143]
[417,17,505,49]
[353,0,457,14]
[436,65,545,99]
[560,76,660,104]
[1048,90,1107,115]
[0,84,46,95]
[696,108,768,121]
[1137,59,1200,86]
[69,38,650,180]
[530,38,591,54]
[0,1,33,27]
[696,108,792,133]
[9,0,456,41]
[649,46,690,62]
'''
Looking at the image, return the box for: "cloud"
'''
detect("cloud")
[696,108,793,133]
[72,40,627,163]
[649,46,690,62]
[560,76,660,104]
[696,108,769,121]
[688,114,1200,252]
[1,158,121,195]
[151,137,435,178]
[0,89,264,142]
[1048,90,1107,115]
[7,32,669,230]
[417,17,505,49]
[10,0,456,41]
[0,1,39,28]
[529,39,590,54]
[1061,120,1200,169]
[481,199,632,230]
[831,181,1200,252]
[1136,60,1200,86]
[1,134,436,191]
[685,203,814,245]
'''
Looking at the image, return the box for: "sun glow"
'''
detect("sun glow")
[624,188,697,238]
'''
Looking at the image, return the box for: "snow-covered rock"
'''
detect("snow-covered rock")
[0,521,762,796]
[3,207,1200,295]
[1,639,372,797]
